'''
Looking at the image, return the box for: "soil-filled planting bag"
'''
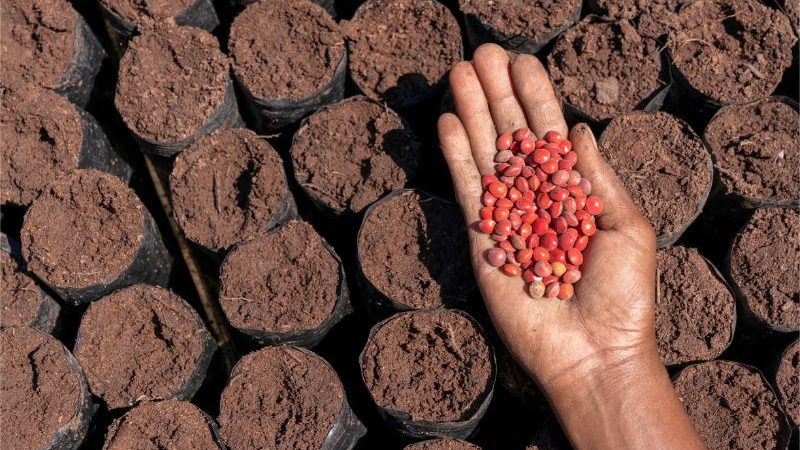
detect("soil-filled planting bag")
[0,327,94,450]
[219,346,366,450]
[116,20,242,157]
[774,339,799,427]
[219,220,351,347]
[343,0,463,109]
[170,128,297,254]
[585,0,682,40]
[228,0,346,131]
[290,96,422,216]
[703,96,799,209]
[356,189,474,313]
[73,284,216,410]
[360,309,496,439]
[21,170,172,304]
[598,111,713,248]
[404,439,482,449]
[726,207,799,333]
[672,360,792,450]
[1,0,105,107]
[99,0,220,42]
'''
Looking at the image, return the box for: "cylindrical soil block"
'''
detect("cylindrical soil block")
[405,439,481,450]
[290,96,421,215]
[0,239,60,334]
[655,246,736,365]
[20,170,172,304]
[73,284,216,410]
[1,81,131,206]
[586,0,682,40]
[343,0,463,108]
[668,0,797,107]
[228,0,346,131]
[357,190,474,311]
[673,360,791,450]
[170,128,295,253]
[99,0,219,41]
[1,0,104,107]
[116,20,241,157]
[219,220,350,347]
[547,16,667,124]
[775,339,799,427]
[0,327,93,450]
[703,96,799,207]
[598,111,713,247]
[103,400,225,450]
[458,0,581,54]
[728,207,799,332]
[218,346,366,450]
[360,309,496,439]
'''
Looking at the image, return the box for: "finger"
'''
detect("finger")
[449,61,497,175]
[437,113,483,224]
[472,44,528,134]
[510,54,568,138]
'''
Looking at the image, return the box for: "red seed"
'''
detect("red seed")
[516,199,536,213]
[491,233,508,242]
[481,207,495,220]
[551,261,567,277]
[526,234,540,249]
[493,207,510,222]
[507,187,522,202]
[535,139,547,148]
[504,165,522,177]
[545,131,563,143]
[529,280,546,298]
[538,181,556,193]
[483,191,497,207]
[514,128,532,141]
[553,217,568,234]
[559,142,571,154]
[532,218,549,235]
[542,275,559,285]
[549,187,569,202]
[580,218,596,236]
[519,223,533,239]
[508,156,525,167]
[510,234,525,250]
[539,209,552,223]
[579,178,592,195]
[568,185,585,198]
[509,212,522,230]
[534,260,553,277]
[565,150,578,166]
[575,196,587,211]
[567,248,583,265]
[482,175,499,189]
[563,197,577,215]
[479,219,496,234]
[487,248,506,267]
[568,171,582,186]
[521,212,538,224]
[552,170,570,187]
[502,264,521,277]
[535,167,548,182]
[536,193,553,209]
[558,159,573,171]
[495,198,513,209]
[514,177,529,193]
[532,148,550,165]
[532,246,549,261]
[557,283,574,300]
[499,240,514,252]
[550,248,566,264]
[549,201,563,218]
[496,219,513,235]
[574,235,589,251]
[489,181,507,198]
[563,268,582,284]
[586,196,604,216]
[564,211,579,228]
[523,269,537,285]
[559,232,576,251]
[541,159,559,174]
[517,248,533,264]
[545,282,560,298]
[494,150,513,163]
[521,166,535,178]
[520,137,536,155]
[506,250,517,265]
[496,162,510,174]
[522,189,535,201]
[496,133,513,151]
[541,232,558,251]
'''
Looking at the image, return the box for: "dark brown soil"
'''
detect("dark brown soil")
[1,252,46,329]
[0,327,82,450]
[21,169,144,290]
[361,310,493,423]
[100,0,193,24]
[730,207,800,330]
[458,0,581,42]
[668,0,796,104]
[655,246,735,365]
[599,112,711,240]
[673,361,788,450]
[343,0,462,106]
[548,17,663,121]
[405,439,481,450]
[74,284,208,409]
[171,128,287,251]
[358,191,473,309]
[218,346,343,450]
[776,339,799,426]
[116,20,229,142]
[291,96,421,213]
[219,220,340,334]
[590,0,683,39]
[704,97,799,202]
[104,400,221,450]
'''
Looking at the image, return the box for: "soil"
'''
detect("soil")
[21,169,144,290]
[0,327,81,450]
[673,361,787,450]
[458,0,581,42]
[590,0,683,39]
[218,346,343,450]
[74,284,208,409]
[361,310,493,423]
[291,96,421,213]
[788,1,800,32]
[0,252,45,329]
[704,97,799,202]
[100,0,193,24]
[358,191,473,309]
[655,246,735,365]
[116,20,229,142]
[104,400,220,450]
[730,207,800,330]
[599,112,711,240]
[776,339,799,426]
[547,17,663,121]
[668,0,797,104]
[219,220,340,334]
[405,439,481,450]
[343,0,462,106]
[171,129,287,251]
[0,81,83,206]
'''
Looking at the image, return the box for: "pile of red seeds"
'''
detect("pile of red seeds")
[479,128,603,300]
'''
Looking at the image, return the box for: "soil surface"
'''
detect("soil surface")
[358,191,473,309]
[116,20,229,142]
[788,0,800,32]
[458,0,581,42]
[100,0,193,24]
[219,220,340,334]
[730,207,800,329]
[361,310,494,422]
[673,361,787,450]
[776,339,799,426]
[74,284,208,409]
[599,112,711,240]
[0,252,46,329]
[590,0,683,39]
[548,17,662,121]
[655,246,735,365]
[704,97,799,202]
[0,327,82,450]
[344,0,462,106]
[171,129,287,251]
[668,0,796,104]
[21,169,144,290]
[104,400,220,450]
[405,439,481,450]
[291,96,421,213]
[218,346,343,450]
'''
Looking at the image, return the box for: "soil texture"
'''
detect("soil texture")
[776,339,799,426]
[405,439,482,450]
[459,0,581,43]
[101,0,193,24]
[104,400,221,450]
